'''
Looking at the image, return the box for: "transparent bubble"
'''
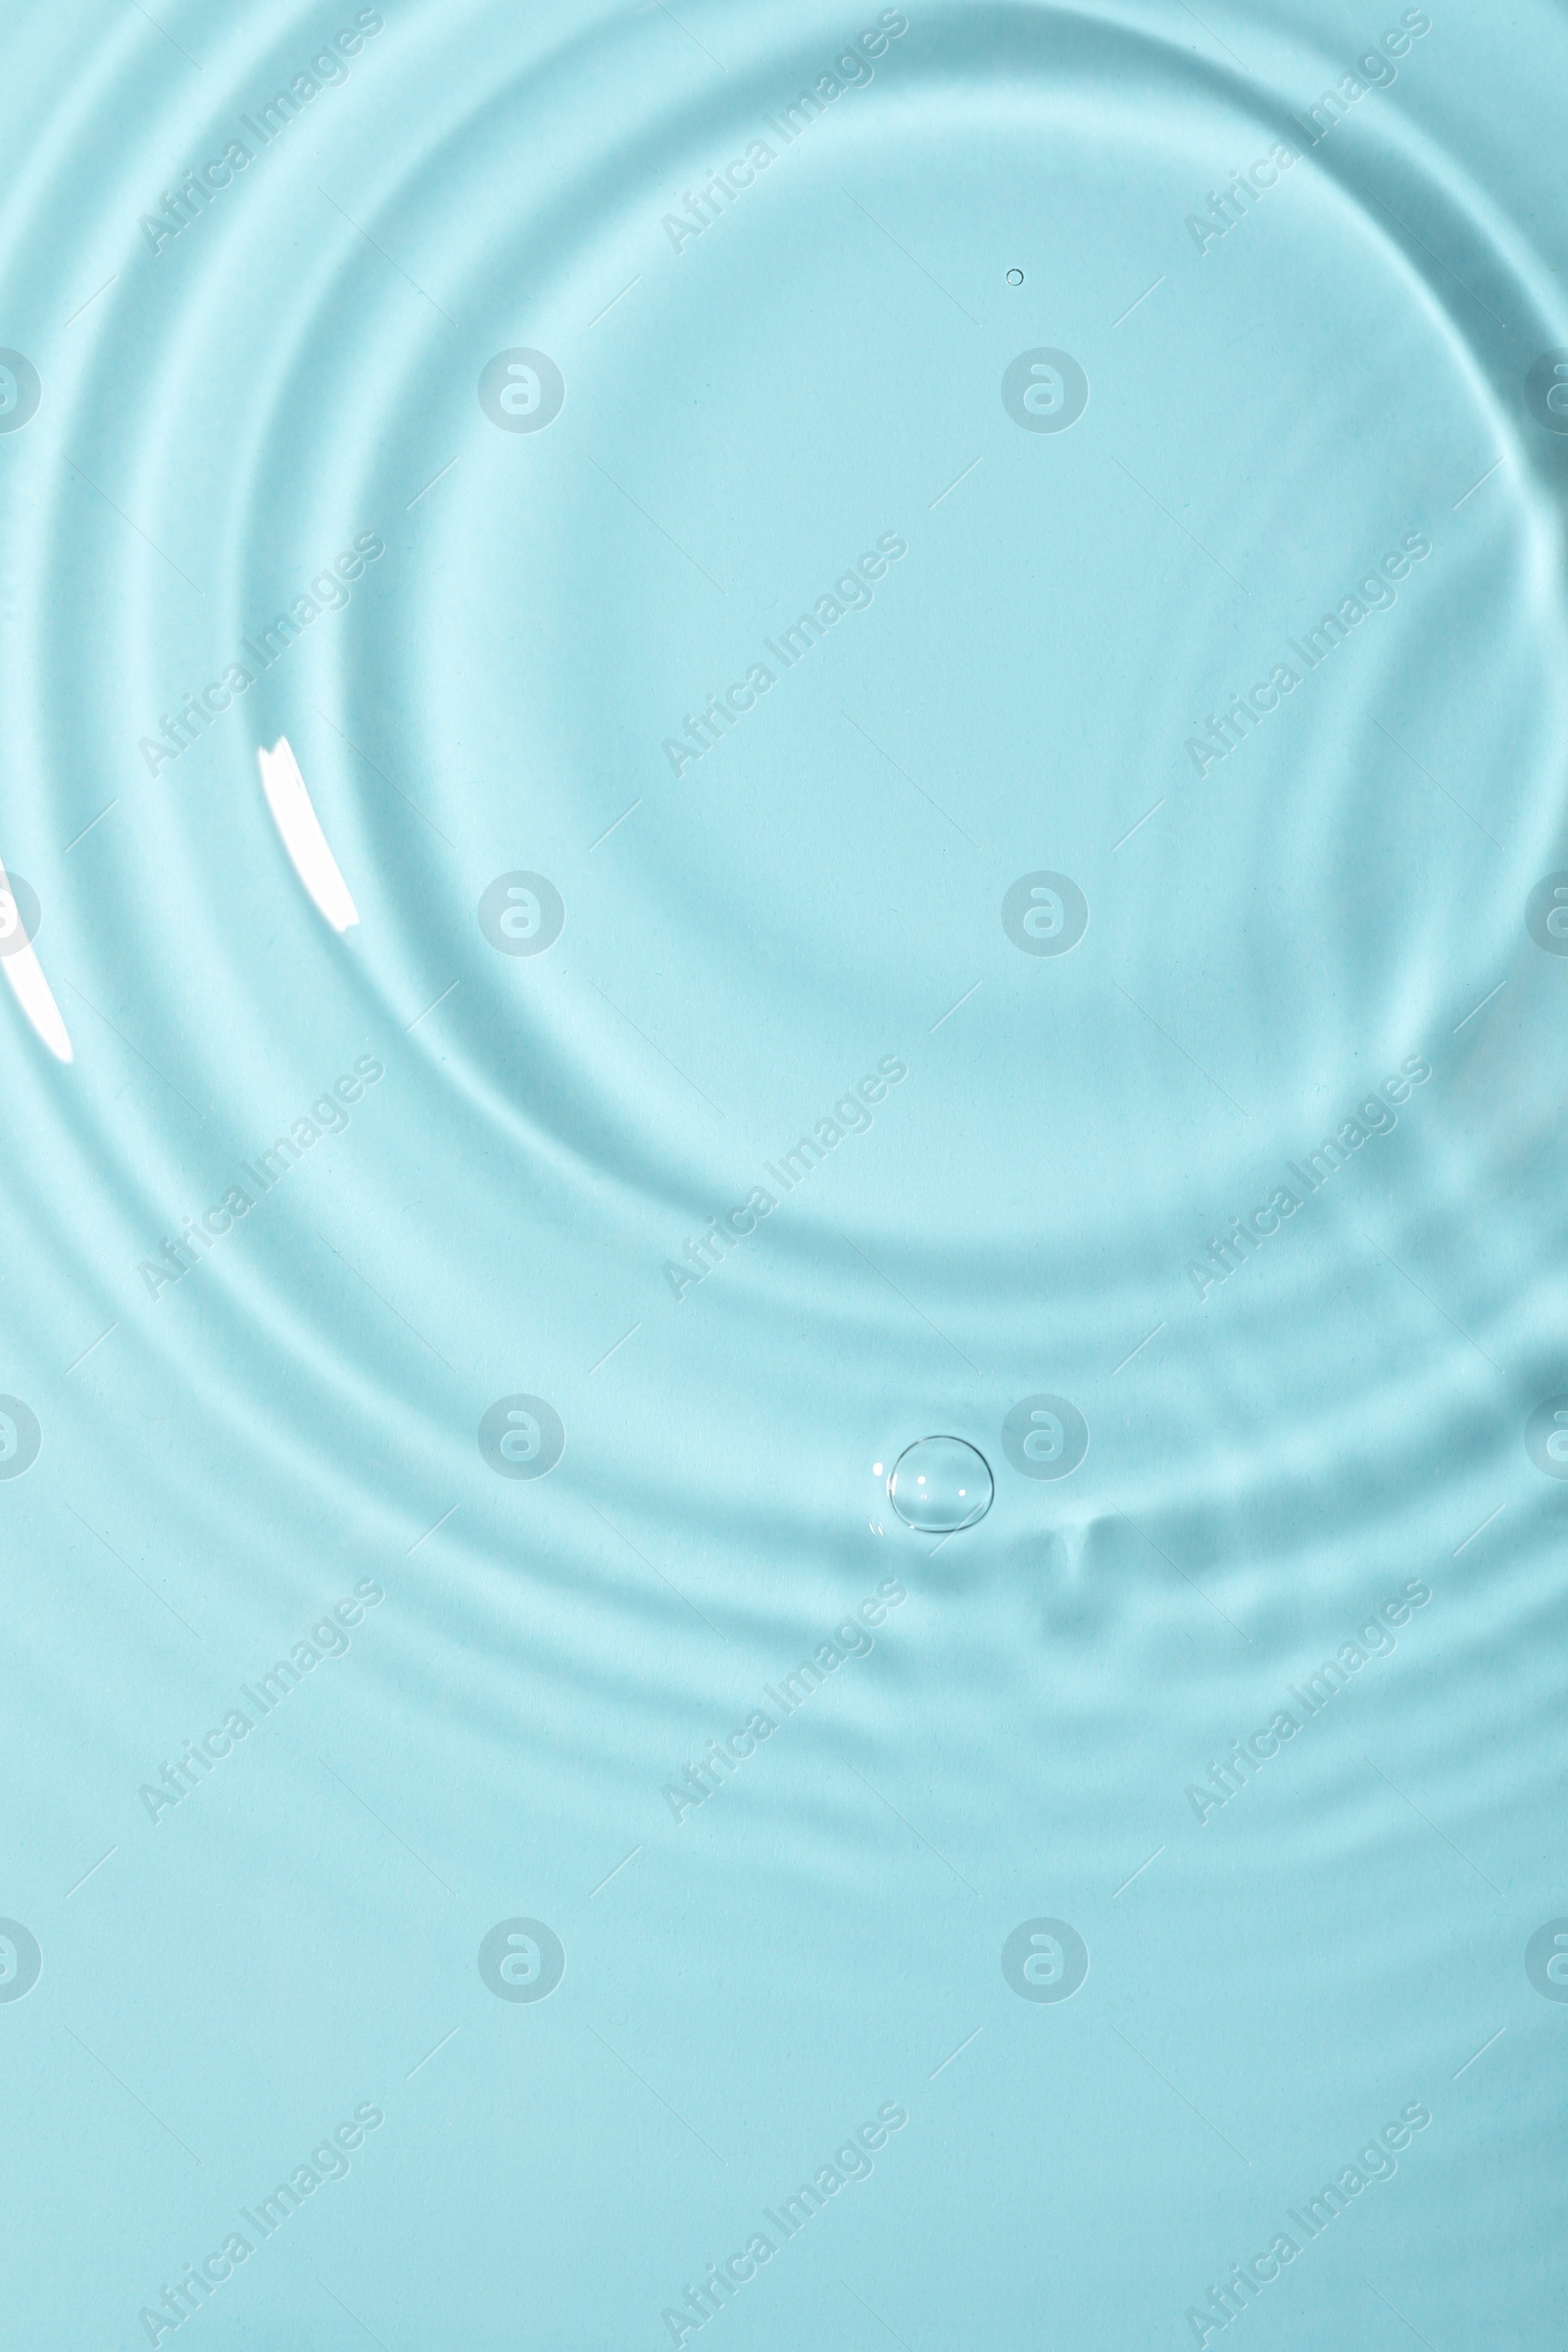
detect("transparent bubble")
[887,1435,993,1532]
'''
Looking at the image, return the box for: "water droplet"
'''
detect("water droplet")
[887,1436,993,1533]
[1006,267,1024,285]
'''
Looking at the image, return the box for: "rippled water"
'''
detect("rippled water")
[4,0,1567,2343]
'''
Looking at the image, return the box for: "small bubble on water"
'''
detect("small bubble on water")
[887,1436,993,1533]
[1006,268,1024,285]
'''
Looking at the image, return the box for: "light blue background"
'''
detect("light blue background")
[1,0,1565,2343]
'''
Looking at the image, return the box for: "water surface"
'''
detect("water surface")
[2,0,1565,2343]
